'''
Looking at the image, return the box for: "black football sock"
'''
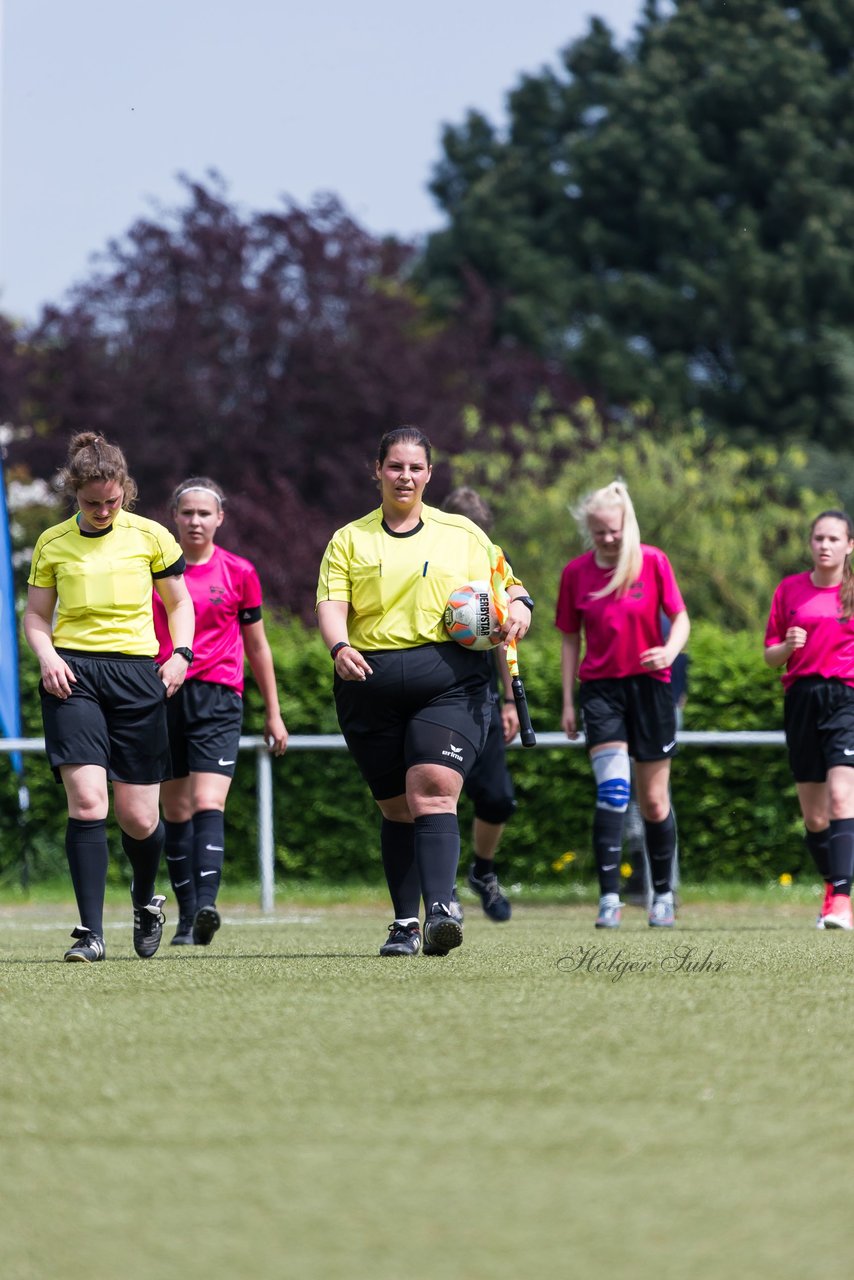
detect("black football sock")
[645,811,677,895]
[415,813,460,913]
[828,817,854,897]
[65,817,109,936]
[163,819,196,917]
[122,821,165,906]
[805,827,831,881]
[593,809,625,896]
[472,855,495,879]
[380,819,420,919]
[194,809,225,910]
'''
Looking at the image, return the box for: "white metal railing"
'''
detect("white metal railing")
[0,730,786,912]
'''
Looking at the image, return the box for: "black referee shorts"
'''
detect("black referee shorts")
[40,650,171,784]
[334,642,491,801]
[463,697,517,825]
[579,675,677,761]
[784,676,854,783]
[166,680,243,779]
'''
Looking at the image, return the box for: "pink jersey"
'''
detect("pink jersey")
[153,545,262,693]
[764,571,854,691]
[555,545,686,683]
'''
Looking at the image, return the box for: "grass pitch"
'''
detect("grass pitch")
[1,891,850,1280]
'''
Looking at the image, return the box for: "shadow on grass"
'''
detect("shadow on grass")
[0,951,400,965]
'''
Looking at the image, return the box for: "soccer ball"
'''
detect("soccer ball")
[443,581,500,650]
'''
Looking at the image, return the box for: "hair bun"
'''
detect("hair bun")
[69,431,104,455]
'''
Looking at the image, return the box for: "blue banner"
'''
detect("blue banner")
[0,451,23,773]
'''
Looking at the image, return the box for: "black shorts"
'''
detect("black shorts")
[463,697,517,825]
[784,677,854,783]
[334,642,491,801]
[579,675,677,762]
[40,650,170,784]
[166,680,243,779]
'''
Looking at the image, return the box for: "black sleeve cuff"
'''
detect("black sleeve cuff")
[152,554,187,579]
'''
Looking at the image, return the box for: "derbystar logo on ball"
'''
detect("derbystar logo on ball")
[443,581,500,650]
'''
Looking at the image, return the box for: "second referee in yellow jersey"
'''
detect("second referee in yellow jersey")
[316,425,532,959]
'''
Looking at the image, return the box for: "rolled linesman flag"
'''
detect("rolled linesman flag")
[488,544,536,747]
[0,450,24,776]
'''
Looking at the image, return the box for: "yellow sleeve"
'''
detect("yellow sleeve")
[28,530,57,588]
[316,528,352,605]
[149,522,184,575]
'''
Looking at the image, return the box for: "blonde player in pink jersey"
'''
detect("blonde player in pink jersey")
[556,480,690,929]
[764,509,854,929]
[153,477,288,946]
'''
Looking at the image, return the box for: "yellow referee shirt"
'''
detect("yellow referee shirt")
[316,503,520,651]
[28,510,185,655]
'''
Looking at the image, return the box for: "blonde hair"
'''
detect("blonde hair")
[572,480,642,599]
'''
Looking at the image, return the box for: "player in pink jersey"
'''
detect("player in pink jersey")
[764,509,854,929]
[153,477,288,946]
[555,480,690,929]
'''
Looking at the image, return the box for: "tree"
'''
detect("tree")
[14,178,448,610]
[421,1,854,448]
[0,317,23,425]
[8,176,588,613]
[448,402,836,629]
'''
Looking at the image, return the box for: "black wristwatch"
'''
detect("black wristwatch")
[513,595,535,613]
[173,646,194,665]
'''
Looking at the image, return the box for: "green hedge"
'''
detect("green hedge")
[0,618,807,889]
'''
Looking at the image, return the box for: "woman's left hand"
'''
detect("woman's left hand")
[501,701,520,743]
[158,654,191,697]
[501,598,532,645]
[265,714,289,756]
[639,646,671,672]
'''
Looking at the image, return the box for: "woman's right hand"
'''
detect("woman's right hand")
[562,702,579,739]
[40,652,77,700]
[333,645,373,682]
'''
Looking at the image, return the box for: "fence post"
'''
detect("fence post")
[256,745,275,914]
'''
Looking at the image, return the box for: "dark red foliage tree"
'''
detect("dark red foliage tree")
[0,316,23,425]
[8,176,585,613]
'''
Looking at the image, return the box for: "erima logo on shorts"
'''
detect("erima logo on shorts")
[442,741,464,763]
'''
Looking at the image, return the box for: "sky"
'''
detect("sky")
[0,0,641,323]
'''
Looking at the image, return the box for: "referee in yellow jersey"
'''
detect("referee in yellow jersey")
[316,426,532,957]
[24,433,195,963]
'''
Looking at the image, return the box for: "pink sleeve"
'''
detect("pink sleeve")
[764,584,786,647]
[555,563,580,634]
[241,561,263,611]
[657,552,686,617]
